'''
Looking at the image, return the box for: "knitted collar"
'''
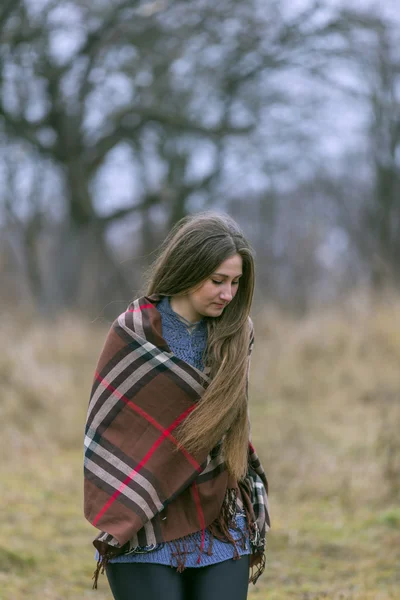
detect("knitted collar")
[157,295,205,331]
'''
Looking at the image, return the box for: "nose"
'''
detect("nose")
[220,284,233,303]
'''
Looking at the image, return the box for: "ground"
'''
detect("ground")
[1,293,399,599]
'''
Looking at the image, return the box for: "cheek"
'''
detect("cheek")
[200,283,216,301]
[192,284,212,304]
[199,284,217,304]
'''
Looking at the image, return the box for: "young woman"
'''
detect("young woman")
[84,213,270,600]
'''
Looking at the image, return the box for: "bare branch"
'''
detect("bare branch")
[128,106,254,135]
[98,194,161,226]
[76,0,141,108]
[85,123,144,174]
[0,109,53,157]
[0,0,22,32]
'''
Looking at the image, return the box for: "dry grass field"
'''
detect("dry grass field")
[1,292,400,600]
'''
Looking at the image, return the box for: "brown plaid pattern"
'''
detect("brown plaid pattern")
[84,295,269,578]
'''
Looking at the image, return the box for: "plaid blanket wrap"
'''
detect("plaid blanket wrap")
[84,296,270,587]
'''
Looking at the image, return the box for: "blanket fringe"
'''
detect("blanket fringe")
[167,531,204,572]
[166,487,245,572]
[91,485,266,586]
[207,487,242,560]
[238,477,267,584]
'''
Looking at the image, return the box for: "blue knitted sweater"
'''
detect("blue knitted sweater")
[107,296,250,567]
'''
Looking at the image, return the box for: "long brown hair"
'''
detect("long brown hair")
[146,212,255,480]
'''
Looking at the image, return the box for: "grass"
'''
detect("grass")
[1,292,399,599]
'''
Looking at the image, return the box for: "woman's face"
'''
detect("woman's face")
[187,253,243,319]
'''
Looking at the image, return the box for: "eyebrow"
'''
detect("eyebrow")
[213,272,243,278]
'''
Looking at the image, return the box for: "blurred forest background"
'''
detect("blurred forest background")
[1,0,400,314]
[1,0,400,599]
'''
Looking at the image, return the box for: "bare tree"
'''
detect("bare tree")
[364,22,400,286]
[2,0,397,311]
[311,8,400,288]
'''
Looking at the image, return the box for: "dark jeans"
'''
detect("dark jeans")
[106,555,250,600]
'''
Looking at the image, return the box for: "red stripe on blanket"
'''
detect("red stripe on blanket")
[92,403,196,526]
[191,482,206,562]
[126,304,154,313]
[95,372,201,472]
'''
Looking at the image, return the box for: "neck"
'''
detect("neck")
[169,296,201,324]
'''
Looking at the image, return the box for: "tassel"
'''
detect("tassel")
[167,532,199,572]
[207,487,242,560]
[249,552,266,584]
[168,538,186,573]
[196,523,206,564]
[92,553,110,590]
[207,529,214,556]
